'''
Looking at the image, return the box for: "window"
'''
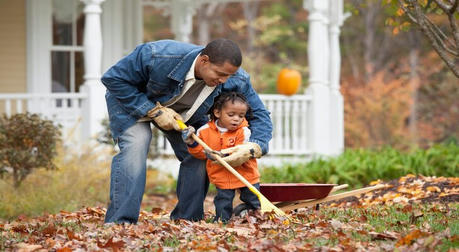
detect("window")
[51,0,85,93]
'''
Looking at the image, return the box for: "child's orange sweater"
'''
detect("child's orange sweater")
[187,119,260,189]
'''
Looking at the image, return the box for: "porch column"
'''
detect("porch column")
[304,0,331,157]
[144,0,196,43]
[328,0,345,155]
[80,0,107,141]
[171,0,195,42]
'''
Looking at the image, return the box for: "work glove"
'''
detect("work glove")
[147,102,183,131]
[219,142,262,167]
[205,149,225,161]
[181,126,196,145]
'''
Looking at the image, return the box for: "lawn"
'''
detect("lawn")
[1,175,457,251]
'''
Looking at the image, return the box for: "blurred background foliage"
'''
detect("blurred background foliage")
[143,0,458,149]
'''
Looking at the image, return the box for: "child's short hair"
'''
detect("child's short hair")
[210,92,253,121]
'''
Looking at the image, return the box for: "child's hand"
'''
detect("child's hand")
[181,126,196,145]
[204,149,225,161]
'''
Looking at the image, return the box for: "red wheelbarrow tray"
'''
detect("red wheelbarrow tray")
[260,183,336,202]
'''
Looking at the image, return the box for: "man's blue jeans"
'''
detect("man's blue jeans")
[105,122,209,223]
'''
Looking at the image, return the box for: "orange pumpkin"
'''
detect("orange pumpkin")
[276,68,301,96]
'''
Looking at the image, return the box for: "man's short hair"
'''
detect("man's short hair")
[201,38,242,67]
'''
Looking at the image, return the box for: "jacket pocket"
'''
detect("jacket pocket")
[146,80,172,96]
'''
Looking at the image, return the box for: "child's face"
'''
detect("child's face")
[213,100,248,131]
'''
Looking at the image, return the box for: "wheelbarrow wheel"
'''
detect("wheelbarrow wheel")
[233,203,249,217]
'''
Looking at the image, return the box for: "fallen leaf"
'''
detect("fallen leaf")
[97,237,125,251]
[410,210,424,224]
[14,243,42,251]
[151,207,163,214]
[426,186,441,193]
[369,231,397,241]
[395,229,427,247]
[56,248,72,252]
[330,219,344,230]
[12,224,28,234]
[41,222,57,236]
[226,227,252,236]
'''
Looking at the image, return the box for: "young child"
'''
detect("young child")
[181,92,261,222]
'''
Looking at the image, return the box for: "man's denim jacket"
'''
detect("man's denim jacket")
[101,40,272,155]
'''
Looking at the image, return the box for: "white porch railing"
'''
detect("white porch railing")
[0,93,88,141]
[154,94,312,156]
[0,93,312,156]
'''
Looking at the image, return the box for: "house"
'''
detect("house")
[0,0,346,169]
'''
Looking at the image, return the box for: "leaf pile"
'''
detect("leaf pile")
[1,175,457,251]
[329,174,459,207]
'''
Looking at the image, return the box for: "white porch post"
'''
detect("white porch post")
[328,0,345,155]
[304,0,331,157]
[144,0,195,43]
[171,0,195,42]
[80,0,107,141]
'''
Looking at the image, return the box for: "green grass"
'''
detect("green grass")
[260,143,459,188]
[163,236,181,247]
[307,203,458,250]
[320,204,458,248]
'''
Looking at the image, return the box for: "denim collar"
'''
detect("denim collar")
[167,47,203,83]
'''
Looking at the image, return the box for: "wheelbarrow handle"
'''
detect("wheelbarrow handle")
[330,184,349,193]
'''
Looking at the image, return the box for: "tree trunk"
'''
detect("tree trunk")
[363,1,378,81]
[408,31,420,146]
[197,3,221,45]
[242,2,259,54]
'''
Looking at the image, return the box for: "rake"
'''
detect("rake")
[176,120,288,218]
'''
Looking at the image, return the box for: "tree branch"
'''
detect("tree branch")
[433,0,452,12]
[399,0,459,77]
[425,16,458,56]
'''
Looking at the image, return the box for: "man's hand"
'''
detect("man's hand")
[181,126,196,145]
[219,142,262,167]
[148,102,183,131]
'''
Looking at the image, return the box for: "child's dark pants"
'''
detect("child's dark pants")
[214,183,261,222]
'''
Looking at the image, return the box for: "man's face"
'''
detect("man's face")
[196,56,239,87]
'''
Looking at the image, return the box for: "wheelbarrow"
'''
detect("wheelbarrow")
[234,183,384,214]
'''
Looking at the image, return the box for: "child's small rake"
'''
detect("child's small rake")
[177,120,288,219]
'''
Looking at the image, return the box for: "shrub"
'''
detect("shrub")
[260,143,459,188]
[0,113,61,188]
[96,118,115,146]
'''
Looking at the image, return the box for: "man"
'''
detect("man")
[101,38,272,223]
